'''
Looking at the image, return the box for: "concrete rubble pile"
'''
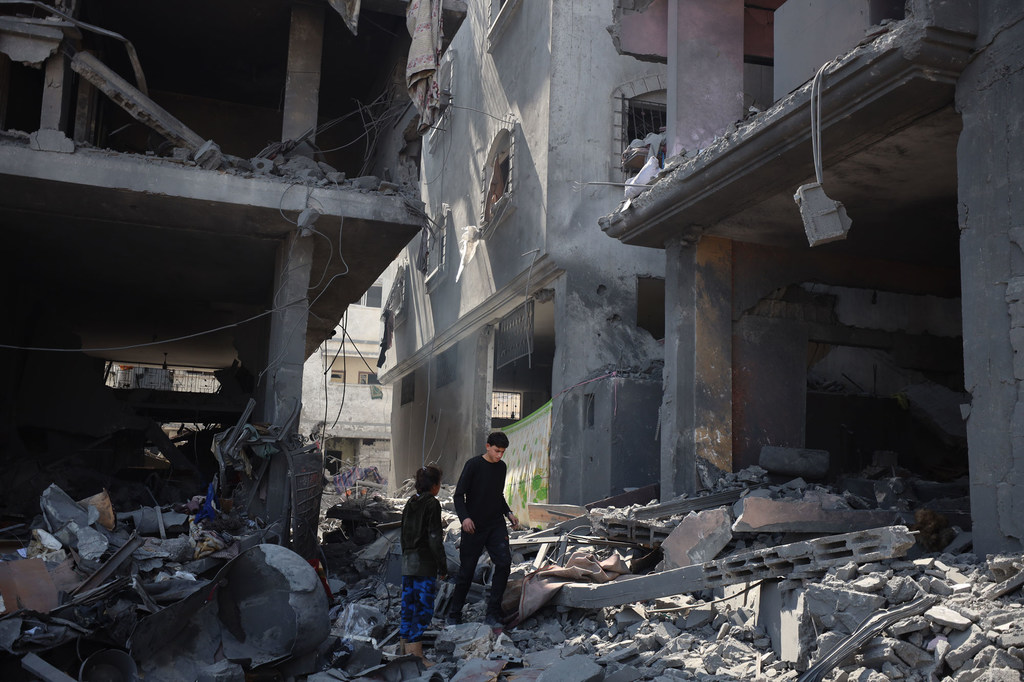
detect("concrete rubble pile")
[0,404,335,681]
[4,449,1020,681]
[314,460,1023,682]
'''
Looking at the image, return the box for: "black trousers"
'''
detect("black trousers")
[450,522,512,615]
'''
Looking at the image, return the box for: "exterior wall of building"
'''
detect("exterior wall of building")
[383,0,667,502]
[956,1,1024,554]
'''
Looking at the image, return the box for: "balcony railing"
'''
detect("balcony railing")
[105,365,220,394]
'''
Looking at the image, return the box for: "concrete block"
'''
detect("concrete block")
[682,605,713,629]
[661,507,733,569]
[603,665,642,682]
[946,625,988,669]
[250,157,276,174]
[793,182,852,246]
[758,581,814,667]
[925,605,973,631]
[759,446,830,479]
[999,632,1024,649]
[535,655,605,682]
[804,583,886,634]
[731,495,902,533]
[351,175,381,190]
[890,638,932,668]
[29,129,75,153]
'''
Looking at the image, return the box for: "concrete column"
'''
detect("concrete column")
[282,1,325,153]
[956,9,1024,555]
[472,326,494,456]
[41,52,72,131]
[261,230,314,425]
[662,236,733,498]
[666,0,744,157]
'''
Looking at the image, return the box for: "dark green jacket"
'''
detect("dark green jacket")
[401,492,447,577]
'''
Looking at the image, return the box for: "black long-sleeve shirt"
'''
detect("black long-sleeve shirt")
[453,454,512,531]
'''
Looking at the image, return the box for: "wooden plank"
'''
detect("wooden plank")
[69,51,204,151]
[551,526,916,609]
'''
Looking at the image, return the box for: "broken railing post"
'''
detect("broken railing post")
[551,525,916,609]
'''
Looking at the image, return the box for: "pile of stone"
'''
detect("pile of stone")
[315,463,1023,682]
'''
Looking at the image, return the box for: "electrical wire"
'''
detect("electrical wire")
[810,61,833,185]
[0,305,299,353]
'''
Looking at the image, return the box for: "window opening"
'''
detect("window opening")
[622,97,667,172]
[481,125,516,232]
[585,393,596,429]
[496,300,534,369]
[358,372,380,385]
[492,391,521,421]
[361,283,383,308]
[331,370,345,383]
[637,277,666,341]
[401,373,415,405]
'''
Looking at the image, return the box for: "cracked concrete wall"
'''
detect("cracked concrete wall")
[956,1,1024,555]
[388,0,666,500]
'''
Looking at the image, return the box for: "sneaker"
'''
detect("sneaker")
[444,612,463,626]
[483,610,504,628]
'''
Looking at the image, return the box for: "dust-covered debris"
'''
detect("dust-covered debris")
[310,465,1024,682]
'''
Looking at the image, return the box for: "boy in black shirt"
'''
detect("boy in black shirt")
[448,432,519,626]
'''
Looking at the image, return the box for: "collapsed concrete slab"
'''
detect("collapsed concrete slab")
[660,507,733,569]
[759,446,831,479]
[551,526,916,609]
[731,495,907,534]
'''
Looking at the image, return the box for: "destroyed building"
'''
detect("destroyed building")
[381,0,1024,559]
[0,0,470,530]
[379,0,669,507]
[598,0,1024,558]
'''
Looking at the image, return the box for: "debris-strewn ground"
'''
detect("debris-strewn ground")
[2,460,1020,681]
[321,466,1024,682]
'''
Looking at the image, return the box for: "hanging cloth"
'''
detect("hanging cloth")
[406,0,442,134]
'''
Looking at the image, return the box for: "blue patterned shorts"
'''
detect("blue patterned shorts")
[400,575,437,642]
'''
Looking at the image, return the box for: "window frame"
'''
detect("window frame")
[486,0,523,52]
[425,204,450,291]
[480,123,517,237]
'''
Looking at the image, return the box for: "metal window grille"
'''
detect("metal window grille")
[384,264,407,319]
[496,300,534,369]
[106,365,220,393]
[623,98,667,147]
[492,391,521,421]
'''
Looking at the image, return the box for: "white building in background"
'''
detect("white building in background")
[299,262,398,489]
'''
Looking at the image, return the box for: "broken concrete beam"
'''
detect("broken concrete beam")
[759,446,830,479]
[20,652,77,682]
[731,496,907,534]
[632,487,751,521]
[661,507,733,569]
[69,51,208,155]
[981,566,1024,600]
[586,483,660,511]
[551,526,916,610]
